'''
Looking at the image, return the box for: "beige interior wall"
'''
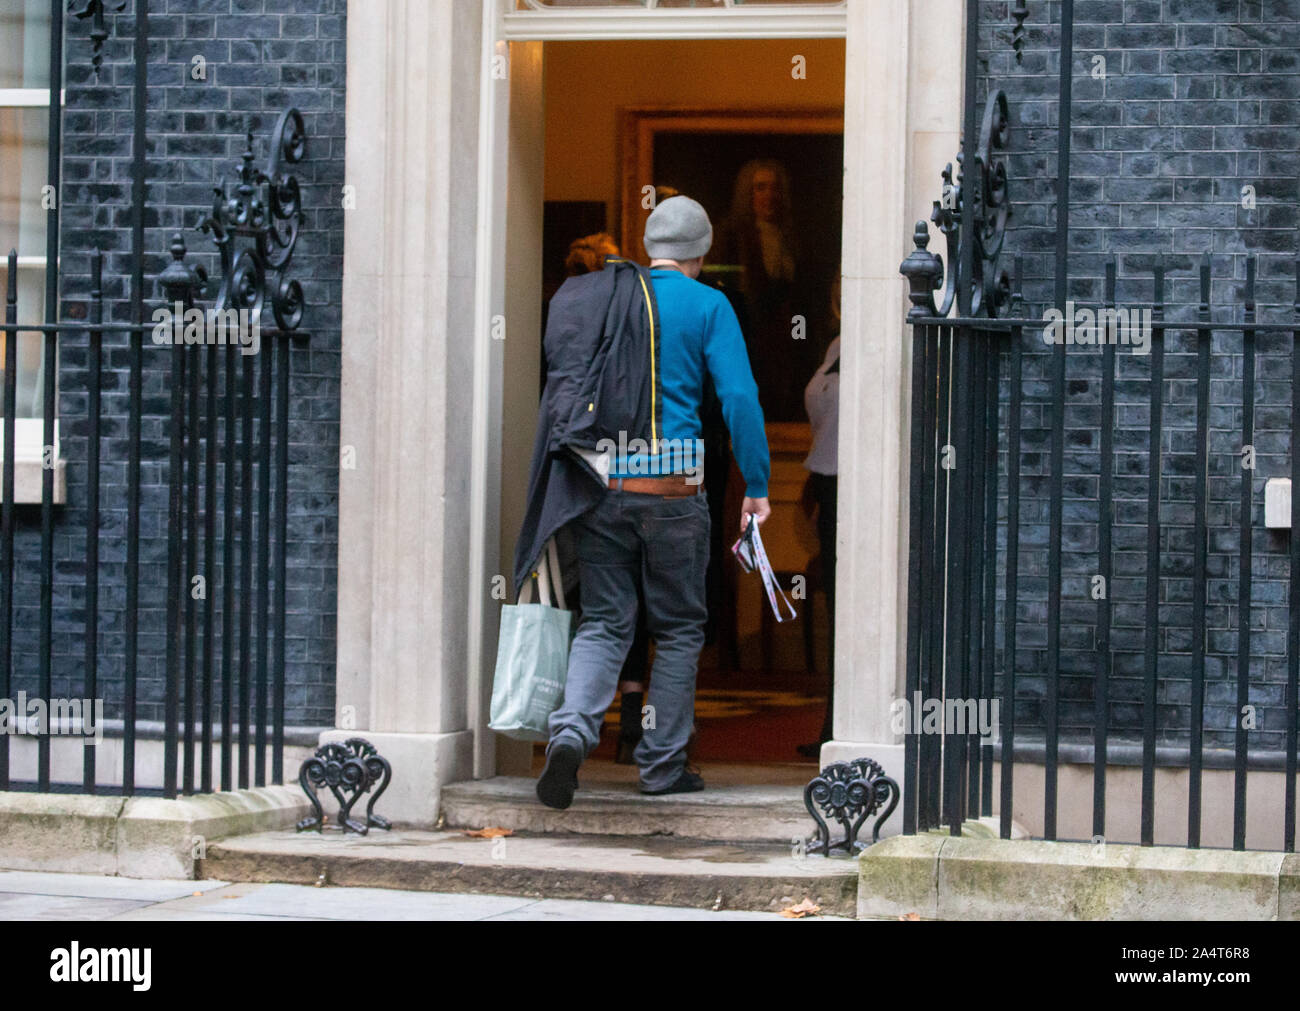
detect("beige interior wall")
[543,38,845,218]
[501,42,546,591]
[497,40,547,776]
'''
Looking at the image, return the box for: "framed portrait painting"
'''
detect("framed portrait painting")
[619,107,844,424]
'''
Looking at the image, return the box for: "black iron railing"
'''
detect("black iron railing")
[900,0,1300,851]
[0,0,307,800]
[2,242,305,798]
[903,249,1300,850]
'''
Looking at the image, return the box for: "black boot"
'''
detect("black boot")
[797,700,833,761]
[616,690,643,765]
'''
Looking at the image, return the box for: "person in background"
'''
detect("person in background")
[564,232,619,277]
[797,275,840,760]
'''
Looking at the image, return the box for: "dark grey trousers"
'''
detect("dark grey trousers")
[547,488,710,792]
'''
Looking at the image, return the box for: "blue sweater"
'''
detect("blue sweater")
[609,269,770,499]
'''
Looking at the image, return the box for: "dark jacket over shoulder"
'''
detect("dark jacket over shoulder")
[513,257,661,594]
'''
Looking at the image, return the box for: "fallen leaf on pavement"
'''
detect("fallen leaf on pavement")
[780,899,821,918]
[899,912,921,921]
[463,826,513,839]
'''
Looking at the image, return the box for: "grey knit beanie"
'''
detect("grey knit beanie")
[643,196,713,261]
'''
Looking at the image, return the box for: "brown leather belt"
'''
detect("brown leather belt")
[608,475,700,497]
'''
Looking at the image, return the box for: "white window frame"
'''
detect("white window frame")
[500,0,848,40]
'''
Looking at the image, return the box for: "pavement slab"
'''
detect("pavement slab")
[0,874,851,921]
[0,892,154,920]
[0,870,228,903]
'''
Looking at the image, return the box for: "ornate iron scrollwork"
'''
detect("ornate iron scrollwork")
[198,108,307,332]
[804,757,900,855]
[297,738,393,835]
[1011,1,1029,64]
[903,89,1012,321]
[70,0,126,77]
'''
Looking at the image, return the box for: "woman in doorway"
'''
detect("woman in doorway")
[563,231,619,276]
[797,275,840,759]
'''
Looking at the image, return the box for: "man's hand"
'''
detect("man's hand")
[740,496,771,536]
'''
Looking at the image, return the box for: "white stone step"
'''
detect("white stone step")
[440,776,815,845]
[205,827,859,916]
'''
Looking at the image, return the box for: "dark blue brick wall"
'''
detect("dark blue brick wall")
[967,0,1300,751]
[11,0,344,730]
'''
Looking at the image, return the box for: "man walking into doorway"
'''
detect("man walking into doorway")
[537,196,772,808]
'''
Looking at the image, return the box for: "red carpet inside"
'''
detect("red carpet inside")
[587,686,826,764]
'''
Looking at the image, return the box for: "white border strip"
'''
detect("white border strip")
[0,88,55,107]
[466,14,514,778]
[501,4,847,40]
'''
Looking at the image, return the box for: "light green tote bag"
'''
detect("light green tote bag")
[489,538,573,742]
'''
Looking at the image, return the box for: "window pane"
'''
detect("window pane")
[0,105,48,258]
[0,263,46,419]
[0,0,51,90]
[0,2,51,423]
[0,103,47,420]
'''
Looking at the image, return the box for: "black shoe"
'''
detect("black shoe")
[640,767,705,796]
[536,743,581,810]
[615,731,640,765]
[616,690,644,765]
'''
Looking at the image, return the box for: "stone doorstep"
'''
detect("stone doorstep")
[859,834,1300,921]
[440,776,816,844]
[203,827,860,917]
[0,787,311,880]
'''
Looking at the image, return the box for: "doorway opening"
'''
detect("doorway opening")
[498,37,846,781]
